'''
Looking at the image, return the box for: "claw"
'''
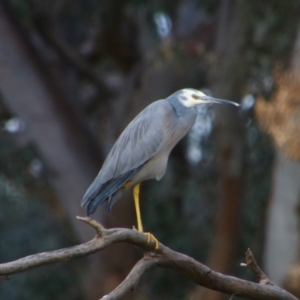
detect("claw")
[144,232,159,249]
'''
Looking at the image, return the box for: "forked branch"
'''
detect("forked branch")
[242,248,275,285]
[0,217,298,300]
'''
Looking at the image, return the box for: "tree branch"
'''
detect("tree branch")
[243,248,275,286]
[0,218,298,300]
[28,0,113,99]
[100,255,158,300]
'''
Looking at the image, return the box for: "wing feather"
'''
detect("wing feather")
[100,100,171,182]
[81,100,173,212]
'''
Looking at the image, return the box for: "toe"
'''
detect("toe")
[144,232,159,249]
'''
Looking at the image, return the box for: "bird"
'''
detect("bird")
[81,88,239,249]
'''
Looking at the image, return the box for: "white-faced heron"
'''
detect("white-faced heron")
[82,88,239,248]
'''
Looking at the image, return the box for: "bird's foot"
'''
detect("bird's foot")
[144,232,159,250]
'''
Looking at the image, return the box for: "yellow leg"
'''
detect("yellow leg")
[133,183,143,232]
[133,183,159,249]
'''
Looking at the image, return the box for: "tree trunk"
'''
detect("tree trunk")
[190,1,246,299]
[0,1,104,241]
[264,150,300,284]
[0,2,113,298]
[263,22,300,291]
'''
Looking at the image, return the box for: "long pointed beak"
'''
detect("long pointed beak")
[201,96,240,107]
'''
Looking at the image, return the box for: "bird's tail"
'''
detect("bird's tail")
[81,169,139,216]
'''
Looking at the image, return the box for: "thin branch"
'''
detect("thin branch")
[42,25,112,96]
[157,250,297,300]
[244,248,275,285]
[28,0,113,98]
[0,225,157,277]
[0,218,298,300]
[76,216,105,236]
[100,255,158,300]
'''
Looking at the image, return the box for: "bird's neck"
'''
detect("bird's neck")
[169,100,197,118]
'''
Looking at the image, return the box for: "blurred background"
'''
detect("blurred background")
[0,0,300,299]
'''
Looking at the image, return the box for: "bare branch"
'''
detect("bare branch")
[28,0,113,98]
[42,25,112,97]
[244,248,274,285]
[76,216,105,236]
[0,218,298,300]
[100,255,157,300]
[157,250,297,300]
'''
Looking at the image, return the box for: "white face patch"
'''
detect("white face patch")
[178,89,207,108]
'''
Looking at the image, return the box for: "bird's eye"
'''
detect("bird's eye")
[192,94,200,100]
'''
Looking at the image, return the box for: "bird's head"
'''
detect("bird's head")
[176,88,240,108]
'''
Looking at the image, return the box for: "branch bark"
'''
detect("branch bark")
[243,248,274,285]
[0,217,298,300]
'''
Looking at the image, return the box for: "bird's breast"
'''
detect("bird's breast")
[130,152,169,183]
[127,105,197,185]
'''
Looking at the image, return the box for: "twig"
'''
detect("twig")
[28,0,113,98]
[0,219,298,300]
[243,248,274,285]
[76,216,105,236]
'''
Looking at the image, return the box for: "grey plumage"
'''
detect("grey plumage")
[82,88,239,216]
